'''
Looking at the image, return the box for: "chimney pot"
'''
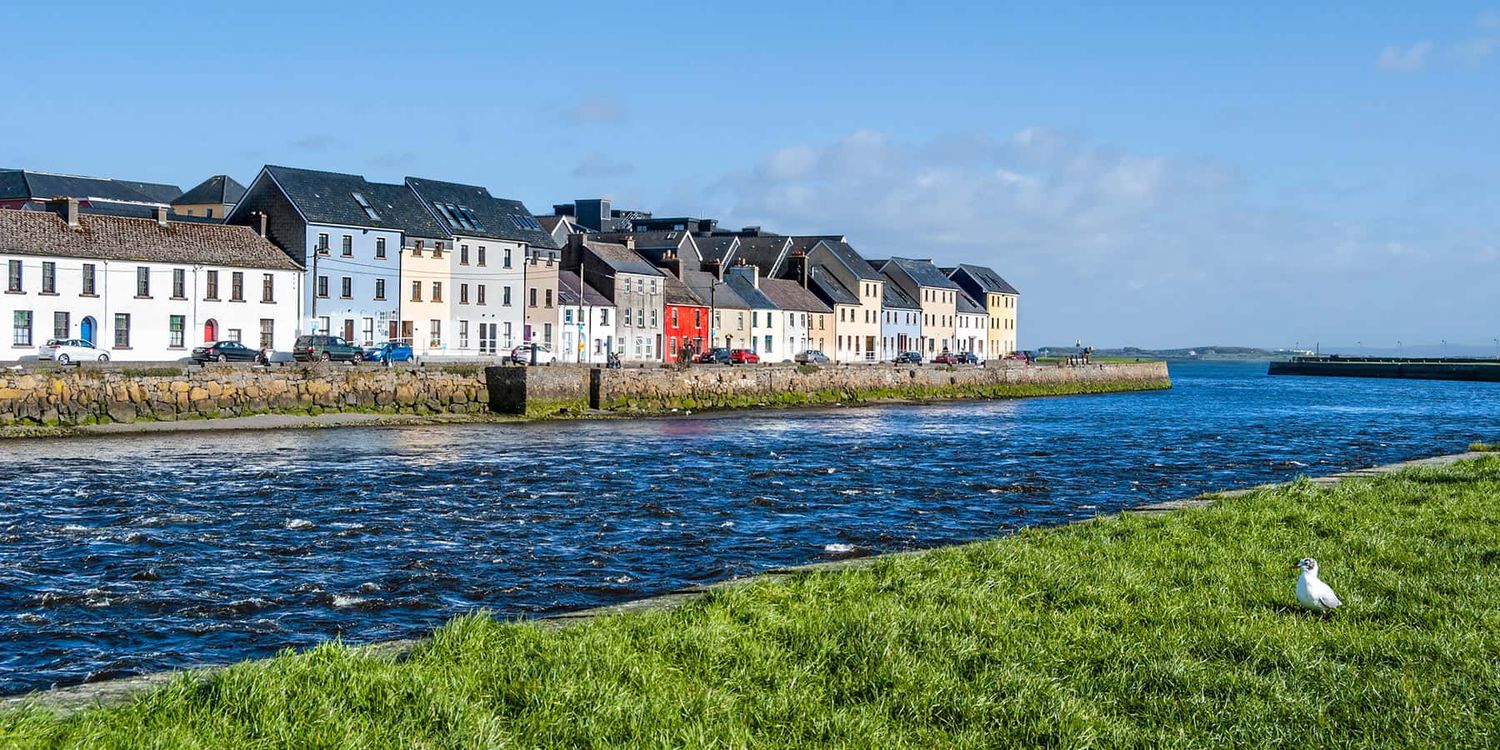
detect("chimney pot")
[154,206,170,227]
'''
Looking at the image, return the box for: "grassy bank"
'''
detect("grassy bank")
[5,457,1499,747]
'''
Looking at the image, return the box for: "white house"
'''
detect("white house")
[879,275,922,360]
[1,200,301,361]
[557,269,615,363]
[726,264,792,361]
[759,277,829,358]
[955,291,989,359]
[406,177,554,358]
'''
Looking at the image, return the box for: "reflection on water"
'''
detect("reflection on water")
[0,361,1496,694]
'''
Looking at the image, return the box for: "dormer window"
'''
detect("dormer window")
[352,192,381,221]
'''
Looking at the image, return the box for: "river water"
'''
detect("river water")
[1,361,1496,694]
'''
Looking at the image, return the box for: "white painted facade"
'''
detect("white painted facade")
[304,223,403,345]
[3,253,300,361]
[559,302,615,363]
[451,238,525,358]
[956,309,988,358]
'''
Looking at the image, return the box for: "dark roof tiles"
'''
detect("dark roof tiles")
[173,175,247,206]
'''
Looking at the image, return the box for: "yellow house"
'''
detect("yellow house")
[800,241,883,363]
[400,237,453,353]
[948,263,1020,355]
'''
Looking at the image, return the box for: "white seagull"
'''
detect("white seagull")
[1293,557,1343,613]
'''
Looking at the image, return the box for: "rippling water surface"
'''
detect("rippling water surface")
[1,361,1496,694]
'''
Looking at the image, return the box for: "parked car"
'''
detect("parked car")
[363,341,414,364]
[509,342,557,365]
[1003,350,1036,364]
[697,347,732,364]
[956,352,982,365]
[794,350,830,365]
[192,340,266,364]
[932,352,962,365]
[292,335,363,363]
[729,349,761,365]
[38,338,109,365]
[893,351,922,364]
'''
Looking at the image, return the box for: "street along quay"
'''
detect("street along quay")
[1269,355,1500,382]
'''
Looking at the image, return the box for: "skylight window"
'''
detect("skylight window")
[456,205,484,231]
[352,192,381,221]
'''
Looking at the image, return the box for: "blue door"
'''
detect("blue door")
[80,316,96,345]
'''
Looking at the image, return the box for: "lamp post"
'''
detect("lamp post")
[1441,339,1448,358]
[1493,338,1499,360]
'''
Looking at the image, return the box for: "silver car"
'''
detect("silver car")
[38,338,110,365]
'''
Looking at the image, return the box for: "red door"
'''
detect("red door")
[203,319,218,342]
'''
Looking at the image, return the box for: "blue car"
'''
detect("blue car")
[363,341,413,363]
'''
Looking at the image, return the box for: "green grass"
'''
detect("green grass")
[1471,442,1499,452]
[4,458,1499,748]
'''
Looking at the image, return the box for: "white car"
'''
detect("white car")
[508,343,557,365]
[38,338,110,365]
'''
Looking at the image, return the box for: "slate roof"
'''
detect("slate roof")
[10,200,218,224]
[662,273,706,307]
[588,230,691,251]
[881,257,961,290]
[582,239,663,277]
[257,165,449,238]
[955,290,987,315]
[880,273,922,310]
[406,177,558,248]
[173,175,246,206]
[785,235,840,256]
[759,277,832,314]
[695,235,738,263]
[813,240,883,282]
[725,274,779,310]
[1,168,182,205]
[0,207,302,270]
[682,270,750,310]
[557,270,613,307]
[949,262,1020,295]
[730,236,791,276]
[807,266,859,306]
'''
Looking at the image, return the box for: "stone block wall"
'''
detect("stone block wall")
[0,364,489,426]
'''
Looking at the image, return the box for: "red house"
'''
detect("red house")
[662,273,709,363]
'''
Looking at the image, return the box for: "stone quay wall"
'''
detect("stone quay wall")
[488,361,1171,417]
[0,364,490,427]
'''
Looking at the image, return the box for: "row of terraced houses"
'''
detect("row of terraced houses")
[0,166,1018,364]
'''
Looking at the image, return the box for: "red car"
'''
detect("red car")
[729,348,761,364]
[932,352,961,365]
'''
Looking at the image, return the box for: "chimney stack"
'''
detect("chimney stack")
[45,197,80,228]
[703,258,723,280]
[789,251,810,289]
[154,206,170,227]
[659,250,683,280]
[624,235,636,251]
[253,211,268,237]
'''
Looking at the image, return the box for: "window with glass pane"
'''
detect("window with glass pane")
[53,311,69,340]
[169,315,185,347]
[135,267,150,297]
[114,313,130,348]
[41,262,55,294]
[260,319,275,350]
[7,260,20,292]
[82,264,96,295]
[12,310,32,346]
[205,270,218,299]
[375,237,387,258]
[262,274,274,303]
[231,272,244,301]
[432,282,442,303]
[477,285,486,305]
[317,276,329,298]
[341,235,353,256]
[375,279,386,299]
[341,277,352,298]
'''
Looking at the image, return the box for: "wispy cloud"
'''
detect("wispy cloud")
[1456,10,1500,60]
[571,153,635,178]
[565,97,626,125]
[290,134,335,151]
[1376,41,1432,72]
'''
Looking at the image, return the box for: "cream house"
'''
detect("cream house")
[876,257,960,356]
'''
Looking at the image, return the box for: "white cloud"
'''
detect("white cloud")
[691,129,1486,347]
[1455,12,1500,59]
[1376,41,1432,72]
[565,97,626,125]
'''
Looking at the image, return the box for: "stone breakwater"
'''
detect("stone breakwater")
[488,361,1171,417]
[0,365,489,427]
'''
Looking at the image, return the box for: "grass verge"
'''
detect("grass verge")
[4,457,1499,747]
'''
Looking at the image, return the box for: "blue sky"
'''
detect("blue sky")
[3,1,1497,350]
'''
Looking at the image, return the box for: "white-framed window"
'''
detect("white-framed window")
[5,260,19,293]
[362,318,374,345]
[169,315,185,348]
[12,310,32,346]
[113,313,131,348]
[459,320,469,348]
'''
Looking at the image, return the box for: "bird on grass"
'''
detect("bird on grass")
[1293,557,1343,613]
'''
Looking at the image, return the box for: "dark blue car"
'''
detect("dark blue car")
[363,341,414,363]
